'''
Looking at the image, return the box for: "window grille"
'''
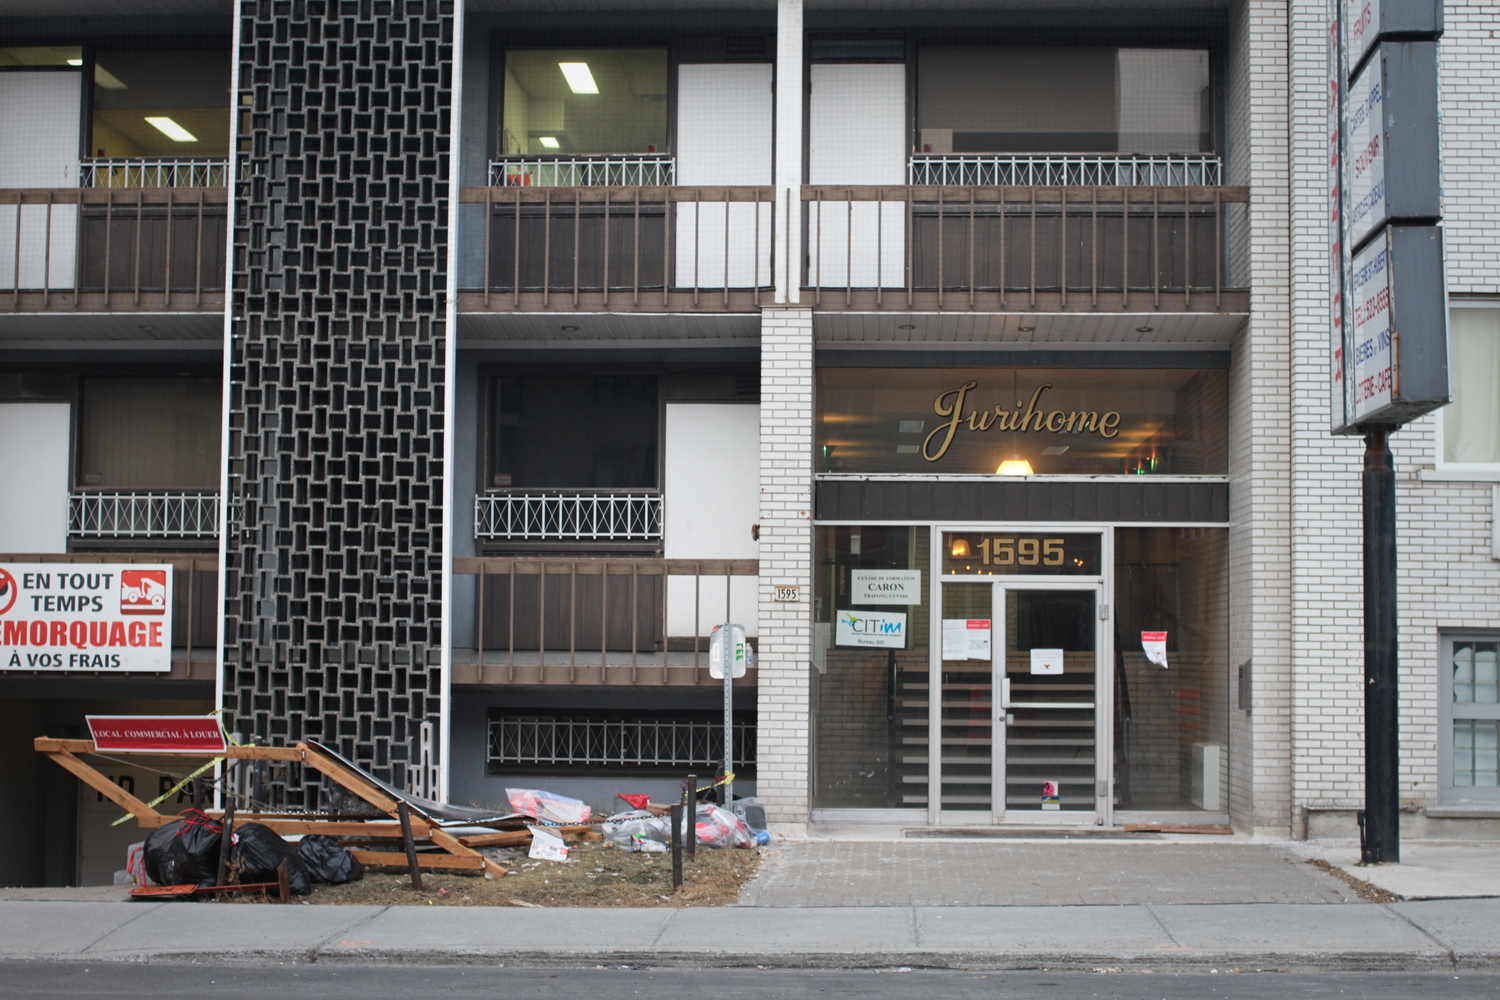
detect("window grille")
[475,492,662,541]
[489,156,675,188]
[69,492,219,539]
[488,716,755,770]
[909,154,1222,188]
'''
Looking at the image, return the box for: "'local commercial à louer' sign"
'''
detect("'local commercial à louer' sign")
[0,564,174,672]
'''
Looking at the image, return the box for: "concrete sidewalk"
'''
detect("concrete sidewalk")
[0,839,1495,972]
[0,896,1494,971]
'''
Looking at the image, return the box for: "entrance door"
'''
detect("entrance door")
[932,530,1108,825]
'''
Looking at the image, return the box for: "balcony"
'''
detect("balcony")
[909,154,1223,188]
[69,491,219,541]
[475,492,662,542]
[457,185,774,313]
[0,187,229,313]
[802,184,1249,313]
[489,155,675,188]
[79,157,232,190]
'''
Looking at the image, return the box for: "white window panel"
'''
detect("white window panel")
[1439,634,1500,802]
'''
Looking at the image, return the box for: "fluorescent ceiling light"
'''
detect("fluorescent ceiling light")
[537,136,560,148]
[145,116,198,142]
[66,59,82,66]
[558,62,598,94]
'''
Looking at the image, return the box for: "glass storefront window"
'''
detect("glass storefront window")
[811,525,929,810]
[78,378,222,488]
[0,47,83,66]
[501,49,668,156]
[91,50,232,158]
[490,376,658,489]
[817,367,1228,476]
[916,46,1211,154]
[1113,527,1229,812]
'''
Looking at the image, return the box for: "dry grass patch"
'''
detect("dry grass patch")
[298,840,760,908]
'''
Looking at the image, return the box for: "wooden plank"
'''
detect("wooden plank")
[45,751,160,822]
[1123,823,1235,835]
[349,850,486,871]
[428,826,510,879]
[457,830,530,848]
[296,742,403,814]
[33,737,302,761]
[203,820,415,838]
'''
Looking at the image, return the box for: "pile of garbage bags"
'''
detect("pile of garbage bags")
[602,802,763,851]
[507,788,592,825]
[141,808,365,895]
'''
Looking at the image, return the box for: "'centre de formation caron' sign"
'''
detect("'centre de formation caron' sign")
[0,563,174,672]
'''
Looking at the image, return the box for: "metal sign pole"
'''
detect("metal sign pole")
[1363,429,1400,863]
[723,622,734,805]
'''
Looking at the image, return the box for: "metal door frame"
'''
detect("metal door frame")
[928,524,1113,827]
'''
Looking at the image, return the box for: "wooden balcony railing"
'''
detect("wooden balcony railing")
[802,185,1249,313]
[456,186,774,313]
[0,187,228,312]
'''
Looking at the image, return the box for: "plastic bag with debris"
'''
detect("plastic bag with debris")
[507,788,592,825]
[695,804,753,849]
[601,809,672,850]
[230,822,312,895]
[143,808,222,887]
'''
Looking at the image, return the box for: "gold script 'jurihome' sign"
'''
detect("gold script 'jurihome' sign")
[923,381,1123,462]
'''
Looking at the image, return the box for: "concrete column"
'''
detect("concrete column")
[773,0,803,304]
[757,305,814,835]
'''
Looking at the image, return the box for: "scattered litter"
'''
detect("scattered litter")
[527,825,570,861]
[695,804,753,849]
[602,809,674,851]
[507,788,592,825]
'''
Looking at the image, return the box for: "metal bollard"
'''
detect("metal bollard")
[669,802,683,890]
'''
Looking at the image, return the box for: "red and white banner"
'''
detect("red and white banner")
[87,715,226,754]
[1141,631,1169,669]
[0,563,173,672]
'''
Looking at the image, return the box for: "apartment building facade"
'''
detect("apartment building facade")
[0,0,1496,886]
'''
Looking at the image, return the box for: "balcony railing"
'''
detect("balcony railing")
[79,158,231,189]
[0,188,229,311]
[489,155,675,188]
[452,557,759,685]
[476,492,662,541]
[803,184,1249,313]
[69,492,220,539]
[909,154,1223,187]
[457,185,774,312]
[488,715,755,771]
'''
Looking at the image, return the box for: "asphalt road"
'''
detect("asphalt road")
[1,962,1495,999]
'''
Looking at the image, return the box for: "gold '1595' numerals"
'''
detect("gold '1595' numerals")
[977,537,1065,566]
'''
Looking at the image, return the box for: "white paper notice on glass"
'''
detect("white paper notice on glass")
[1141,631,1169,668]
[942,619,991,661]
[1030,648,1064,675]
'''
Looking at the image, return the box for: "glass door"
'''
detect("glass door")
[1001,587,1102,820]
[934,529,1108,825]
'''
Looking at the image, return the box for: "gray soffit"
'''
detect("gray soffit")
[457,310,760,348]
[815,311,1247,348]
[0,312,223,346]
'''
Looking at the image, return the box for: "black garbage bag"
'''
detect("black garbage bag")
[297,834,365,884]
[143,809,222,887]
[229,822,312,896]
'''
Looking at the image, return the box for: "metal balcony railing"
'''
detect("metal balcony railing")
[458,185,774,312]
[803,184,1250,313]
[489,155,675,188]
[475,492,662,541]
[79,158,231,189]
[487,715,755,770]
[1,187,229,310]
[69,492,220,539]
[909,154,1223,188]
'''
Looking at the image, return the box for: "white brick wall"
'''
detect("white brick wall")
[756,306,815,830]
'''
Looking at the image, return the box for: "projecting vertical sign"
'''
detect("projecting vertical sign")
[1349,239,1392,420]
[1344,61,1385,250]
[1346,0,1381,72]
[1330,0,1349,432]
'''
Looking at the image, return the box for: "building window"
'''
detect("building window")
[0,46,83,66]
[499,48,668,156]
[90,50,232,158]
[1440,304,1500,471]
[915,46,1211,155]
[489,376,659,489]
[77,378,222,489]
[1440,634,1500,802]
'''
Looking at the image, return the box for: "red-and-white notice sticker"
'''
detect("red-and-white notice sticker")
[1141,631,1169,669]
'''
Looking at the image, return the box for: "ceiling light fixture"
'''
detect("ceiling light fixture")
[145,117,197,142]
[560,325,580,332]
[950,537,971,558]
[1016,325,1035,333]
[537,136,560,148]
[897,323,916,330]
[1136,325,1155,333]
[996,459,1034,476]
[558,62,598,94]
